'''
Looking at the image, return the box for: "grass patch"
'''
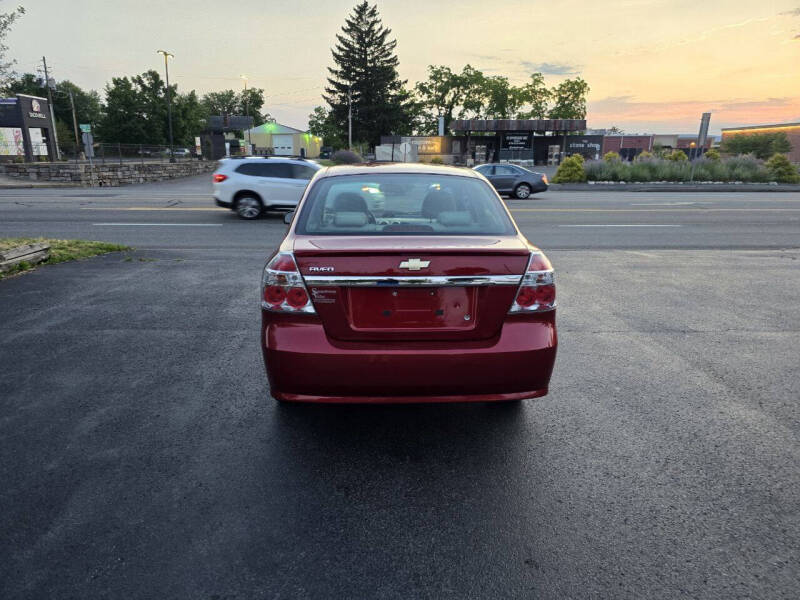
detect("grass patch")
[0,237,130,279]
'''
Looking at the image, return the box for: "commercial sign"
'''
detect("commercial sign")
[28,98,47,119]
[29,128,48,156]
[0,127,24,156]
[401,136,442,154]
[502,133,532,150]
[80,123,92,133]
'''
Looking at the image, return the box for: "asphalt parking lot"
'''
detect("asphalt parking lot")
[1,176,799,599]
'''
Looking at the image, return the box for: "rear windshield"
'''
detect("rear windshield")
[295,174,516,236]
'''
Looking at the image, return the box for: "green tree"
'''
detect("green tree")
[0,3,23,88]
[308,105,344,147]
[517,73,550,120]
[132,70,169,145]
[414,65,468,134]
[721,132,792,160]
[324,1,414,147]
[201,90,238,115]
[548,77,590,120]
[96,76,148,144]
[201,88,268,126]
[239,86,267,126]
[54,81,102,129]
[172,90,208,147]
[765,152,800,183]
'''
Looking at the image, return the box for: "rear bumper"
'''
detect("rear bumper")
[215,197,232,208]
[261,313,557,403]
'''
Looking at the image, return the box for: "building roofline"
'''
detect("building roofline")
[15,93,48,101]
[721,122,800,131]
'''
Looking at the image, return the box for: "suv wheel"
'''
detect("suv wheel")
[514,183,532,199]
[236,195,263,219]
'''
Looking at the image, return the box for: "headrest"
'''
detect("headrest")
[333,192,368,213]
[437,211,472,226]
[334,212,369,227]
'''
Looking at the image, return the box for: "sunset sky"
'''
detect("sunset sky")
[7,0,800,134]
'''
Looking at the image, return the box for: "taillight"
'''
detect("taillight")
[542,174,549,185]
[213,173,228,183]
[509,251,556,313]
[261,252,316,314]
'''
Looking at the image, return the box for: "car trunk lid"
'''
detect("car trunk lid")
[294,236,529,341]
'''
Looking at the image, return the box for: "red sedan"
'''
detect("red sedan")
[260,164,557,403]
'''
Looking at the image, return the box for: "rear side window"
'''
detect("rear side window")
[494,165,516,175]
[292,164,318,180]
[295,174,516,236]
[234,162,292,178]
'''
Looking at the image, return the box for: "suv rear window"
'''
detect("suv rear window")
[295,174,516,236]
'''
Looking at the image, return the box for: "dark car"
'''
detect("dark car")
[260,163,557,404]
[473,163,549,198]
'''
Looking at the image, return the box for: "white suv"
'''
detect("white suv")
[213,157,322,219]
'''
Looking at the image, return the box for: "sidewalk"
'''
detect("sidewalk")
[0,175,80,189]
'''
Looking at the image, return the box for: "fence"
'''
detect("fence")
[0,142,200,165]
[62,143,199,165]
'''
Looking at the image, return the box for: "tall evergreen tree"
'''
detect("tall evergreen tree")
[324,1,413,148]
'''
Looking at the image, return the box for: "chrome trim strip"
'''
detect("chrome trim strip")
[303,274,523,287]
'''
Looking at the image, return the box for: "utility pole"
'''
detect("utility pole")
[68,90,83,160]
[347,85,352,151]
[157,50,175,162]
[241,75,251,154]
[41,56,61,160]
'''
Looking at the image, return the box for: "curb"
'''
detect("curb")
[547,183,800,192]
[0,183,82,189]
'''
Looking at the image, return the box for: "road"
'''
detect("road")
[1,176,798,599]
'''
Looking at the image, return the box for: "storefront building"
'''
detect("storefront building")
[0,94,57,162]
[721,123,800,163]
[244,122,322,158]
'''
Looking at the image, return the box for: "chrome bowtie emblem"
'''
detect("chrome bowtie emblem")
[399,258,430,271]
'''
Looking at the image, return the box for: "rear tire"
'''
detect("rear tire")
[514,183,532,199]
[235,194,263,219]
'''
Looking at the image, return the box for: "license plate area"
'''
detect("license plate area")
[348,287,476,330]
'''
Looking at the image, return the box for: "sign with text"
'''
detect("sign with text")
[79,123,91,133]
[28,98,47,119]
[502,132,532,150]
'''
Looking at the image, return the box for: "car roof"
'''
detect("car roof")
[318,163,481,179]
[220,156,316,163]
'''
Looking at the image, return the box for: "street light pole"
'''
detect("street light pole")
[157,50,175,163]
[241,75,251,154]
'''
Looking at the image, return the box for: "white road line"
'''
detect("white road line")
[557,224,682,227]
[629,202,713,206]
[92,223,222,227]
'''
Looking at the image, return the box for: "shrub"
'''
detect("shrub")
[429,156,444,165]
[331,149,363,164]
[666,150,688,162]
[721,132,792,160]
[552,155,587,183]
[704,148,721,161]
[765,153,800,183]
[634,150,654,162]
[603,151,621,163]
